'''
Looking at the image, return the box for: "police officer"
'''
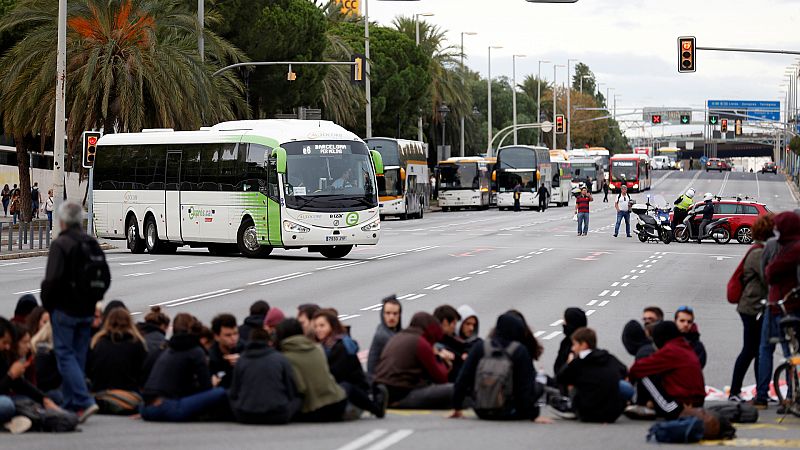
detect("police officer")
[672,188,695,229]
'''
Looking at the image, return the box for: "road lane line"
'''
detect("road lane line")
[477,271,489,275]
[259,272,313,285]
[361,304,383,311]
[534,331,546,338]
[326,261,369,271]
[631,275,639,279]
[13,288,40,295]
[406,294,426,301]
[119,259,156,266]
[639,270,646,274]
[611,282,619,287]
[425,284,441,290]
[248,272,303,285]
[166,289,244,308]
[630,270,637,273]
[543,331,562,340]
[587,300,598,306]
[363,430,414,450]
[458,277,472,281]
[622,282,630,287]
[196,259,229,265]
[598,290,610,296]
[334,429,389,450]
[162,266,193,271]
[550,319,564,327]
[17,266,44,272]
[433,284,449,290]
[397,294,416,300]
[646,264,653,268]
[621,275,630,279]
[495,264,507,268]
[469,270,481,274]
[152,289,230,306]
[611,290,621,297]
[124,272,153,278]
[599,300,610,307]
[339,315,361,321]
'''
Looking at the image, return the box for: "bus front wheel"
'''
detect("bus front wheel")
[237,219,271,258]
[320,245,353,259]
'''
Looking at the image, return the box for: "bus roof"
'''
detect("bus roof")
[611,153,649,160]
[569,157,600,165]
[97,119,363,147]
[586,147,610,155]
[366,137,425,147]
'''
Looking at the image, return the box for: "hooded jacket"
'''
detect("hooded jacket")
[554,308,587,374]
[738,244,767,316]
[765,212,800,314]
[621,320,656,360]
[367,299,403,377]
[629,323,705,406]
[228,341,299,423]
[280,334,346,414]
[682,323,707,369]
[238,314,266,344]
[137,322,167,354]
[208,340,245,389]
[41,227,101,317]
[457,305,481,344]
[453,314,540,420]
[557,349,628,423]
[142,333,211,402]
[374,312,449,394]
[324,335,369,391]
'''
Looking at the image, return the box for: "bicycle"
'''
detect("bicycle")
[771,287,800,418]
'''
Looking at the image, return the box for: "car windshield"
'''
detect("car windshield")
[438,163,479,190]
[611,161,638,181]
[283,140,377,211]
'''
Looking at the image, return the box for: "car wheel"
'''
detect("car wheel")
[736,226,753,245]
[126,217,145,254]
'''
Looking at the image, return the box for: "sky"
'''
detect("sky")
[367,0,800,138]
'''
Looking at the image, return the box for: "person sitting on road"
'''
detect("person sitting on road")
[642,306,664,327]
[227,328,300,425]
[208,313,243,389]
[457,305,482,358]
[622,320,656,361]
[367,296,402,379]
[433,305,465,382]
[238,300,269,344]
[505,310,543,362]
[696,193,715,243]
[263,307,286,341]
[275,318,348,422]
[373,312,453,410]
[627,321,705,420]
[313,309,387,419]
[296,304,320,338]
[138,306,170,354]
[11,294,38,325]
[554,308,587,375]
[674,306,707,369]
[141,314,227,422]
[556,327,631,423]
[451,313,548,422]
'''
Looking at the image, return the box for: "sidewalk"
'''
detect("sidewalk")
[0,241,117,260]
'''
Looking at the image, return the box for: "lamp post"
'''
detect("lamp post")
[596,82,605,100]
[614,94,621,121]
[552,64,565,150]
[487,45,503,157]
[512,54,527,145]
[567,58,577,150]
[52,0,67,235]
[439,104,451,159]
[198,0,204,61]
[415,12,435,142]
[537,60,550,146]
[460,31,477,157]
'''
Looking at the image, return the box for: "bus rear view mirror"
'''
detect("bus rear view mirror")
[271,147,287,174]
[370,150,384,175]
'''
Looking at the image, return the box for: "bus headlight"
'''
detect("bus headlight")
[283,220,310,233]
[633,184,639,189]
[361,219,380,232]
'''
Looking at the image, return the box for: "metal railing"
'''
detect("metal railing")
[0,220,51,253]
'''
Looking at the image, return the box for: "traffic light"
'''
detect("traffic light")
[351,54,365,84]
[720,119,728,133]
[735,119,743,136]
[651,114,662,124]
[680,114,691,125]
[708,115,719,126]
[678,36,696,73]
[82,131,102,169]
[555,114,565,134]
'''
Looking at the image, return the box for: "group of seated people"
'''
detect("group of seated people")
[1,293,710,432]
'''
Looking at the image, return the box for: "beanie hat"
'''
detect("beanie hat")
[264,307,285,328]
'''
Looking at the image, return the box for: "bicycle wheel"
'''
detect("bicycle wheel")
[773,361,799,406]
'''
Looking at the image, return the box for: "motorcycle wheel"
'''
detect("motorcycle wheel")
[712,227,731,245]
[673,226,689,243]
[638,233,648,243]
[660,229,672,244]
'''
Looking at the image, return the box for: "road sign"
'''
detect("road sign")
[735,119,743,136]
[651,114,662,124]
[540,120,553,133]
[643,107,692,123]
[708,115,719,125]
[680,114,691,124]
[699,156,709,165]
[335,0,360,17]
[707,100,780,122]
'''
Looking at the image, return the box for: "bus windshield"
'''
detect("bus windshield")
[365,138,400,166]
[439,163,479,190]
[283,141,377,211]
[612,161,638,181]
[571,163,598,180]
[498,147,536,169]
[498,170,536,192]
[379,168,402,197]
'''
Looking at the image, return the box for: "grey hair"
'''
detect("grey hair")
[57,200,84,227]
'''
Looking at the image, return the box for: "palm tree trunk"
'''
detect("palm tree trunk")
[15,134,33,223]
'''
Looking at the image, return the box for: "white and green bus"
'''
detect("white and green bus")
[93,120,383,259]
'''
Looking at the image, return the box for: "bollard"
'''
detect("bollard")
[29,223,33,250]
[8,223,12,251]
[38,222,43,249]
[46,224,51,247]
[17,224,22,250]
[0,222,3,253]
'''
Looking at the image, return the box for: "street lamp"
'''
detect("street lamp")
[567,58,577,150]
[438,104,451,159]
[512,54,527,145]
[537,60,550,146]
[552,64,565,150]
[606,87,615,111]
[415,13,435,142]
[460,31,477,157]
[487,45,503,156]
[596,82,605,99]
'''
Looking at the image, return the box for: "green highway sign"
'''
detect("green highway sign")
[680,114,691,124]
[709,115,719,125]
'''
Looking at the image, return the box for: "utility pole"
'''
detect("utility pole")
[567,59,576,150]
[487,45,502,157]
[553,64,565,150]
[460,32,476,157]
[415,13,434,143]
[198,0,204,61]
[536,60,550,146]
[52,0,67,235]
[364,0,372,138]
[512,54,527,145]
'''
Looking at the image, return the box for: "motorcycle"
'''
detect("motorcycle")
[673,210,731,244]
[632,195,672,244]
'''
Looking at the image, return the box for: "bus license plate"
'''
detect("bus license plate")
[326,236,346,242]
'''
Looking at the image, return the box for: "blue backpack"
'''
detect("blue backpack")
[647,416,704,443]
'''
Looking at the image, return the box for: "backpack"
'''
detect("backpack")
[13,398,79,432]
[473,341,519,416]
[706,402,759,424]
[69,233,111,303]
[95,390,143,415]
[681,407,737,440]
[646,416,704,443]
[726,243,764,304]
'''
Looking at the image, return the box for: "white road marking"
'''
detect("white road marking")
[550,319,564,327]
[587,299,598,306]
[326,261,369,271]
[361,304,383,311]
[458,276,472,281]
[17,266,44,272]
[495,264,507,268]
[598,290,610,296]
[631,275,639,279]
[637,264,643,268]
[248,272,303,285]
[502,260,514,264]
[425,284,442,290]
[611,290,621,297]
[370,252,405,260]
[153,289,230,307]
[646,264,653,268]
[469,270,481,274]
[196,260,228,265]
[622,282,630,287]
[397,294,416,300]
[543,331,562,340]
[339,315,361,321]
[534,331,546,338]
[599,300,610,307]
[13,288,40,295]
[162,266,193,271]
[621,275,630,279]
[585,309,596,316]
[0,261,28,267]
[119,259,156,266]
[639,270,646,274]
[449,277,462,281]
[630,270,637,273]
[611,282,619,287]
[334,429,389,450]
[408,245,439,252]
[124,272,153,278]
[406,294,426,301]
[508,260,520,264]
[256,272,313,286]
[362,430,414,450]
[433,284,449,290]
[166,289,244,308]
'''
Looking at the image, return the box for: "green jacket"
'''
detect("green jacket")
[280,335,346,413]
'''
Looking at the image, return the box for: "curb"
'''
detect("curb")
[785,174,800,205]
[0,243,115,261]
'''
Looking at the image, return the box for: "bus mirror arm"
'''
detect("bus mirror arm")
[271,148,287,174]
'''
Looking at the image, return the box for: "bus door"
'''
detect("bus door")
[406,174,419,213]
[165,151,183,241]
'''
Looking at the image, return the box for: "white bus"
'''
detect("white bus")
[366,138,429,220]
[495,146,552,210]
[587,147,610,180]
[435,157,492,211]
[549,156,573,207]
[569,157,603,193]
[93,120,383,259]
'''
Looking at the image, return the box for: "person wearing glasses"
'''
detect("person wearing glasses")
[674,306,707,369]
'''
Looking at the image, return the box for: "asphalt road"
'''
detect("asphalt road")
[2,170,799,449]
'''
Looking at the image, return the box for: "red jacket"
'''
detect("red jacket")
[766,212,800,313]
[374,319,449,390]
[629,337,705,406]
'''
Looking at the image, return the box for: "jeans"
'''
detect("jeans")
[538,196,547,211]
[46,211,52,230]
[391,384,454,410]
[756,309,791,401]
[0,395,15,423]
[577,212,589,235]
[51,309,95,411]
[614,211,631,236]
[295,398,348,423]
[603,191,609,202]
[730,312,762,397]
[141,388,227,422]
[619,380,635,402]
[2,198,8,215]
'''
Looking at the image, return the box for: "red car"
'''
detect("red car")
[706,158,732,172]
[670,199,770,244]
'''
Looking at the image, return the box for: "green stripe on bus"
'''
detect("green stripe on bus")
[267,198,282,246]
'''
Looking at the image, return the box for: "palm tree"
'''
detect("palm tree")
[319,29,365,128]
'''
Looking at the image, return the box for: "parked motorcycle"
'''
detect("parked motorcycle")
[673,210,731,244]
[633,195,672,244]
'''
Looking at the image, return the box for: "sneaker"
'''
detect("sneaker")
[624,405,656,420]
[750,399,768,410]
[547,395,576,420]
[3,416,32,434]
[373,384,388,419]
[728,395,744,403]
[626,235,632,238]
[77,403,99,424]
[613,234,618,237]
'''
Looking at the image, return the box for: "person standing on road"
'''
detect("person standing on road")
[44,189,54,231]
[1,184,9,216]
[513,181,522,212]
[40,200,108,423]
[602,179,609,203]
[575,187,593,236]
[535,183,548,212]
[671,188,695,229]
[728,214,772,402]
[613,185,632,238]
[696,193,715,243]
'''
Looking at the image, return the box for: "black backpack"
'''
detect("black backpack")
[13,398,79,432]
[707,402,759,424]
[473,341,519,417]
[70,233,111,303]
[647,416,704,443]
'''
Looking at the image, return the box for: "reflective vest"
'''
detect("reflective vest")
[676,195,693,210]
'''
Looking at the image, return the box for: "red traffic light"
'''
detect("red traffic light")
[88,136,98,146]
[651,114,662,124]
